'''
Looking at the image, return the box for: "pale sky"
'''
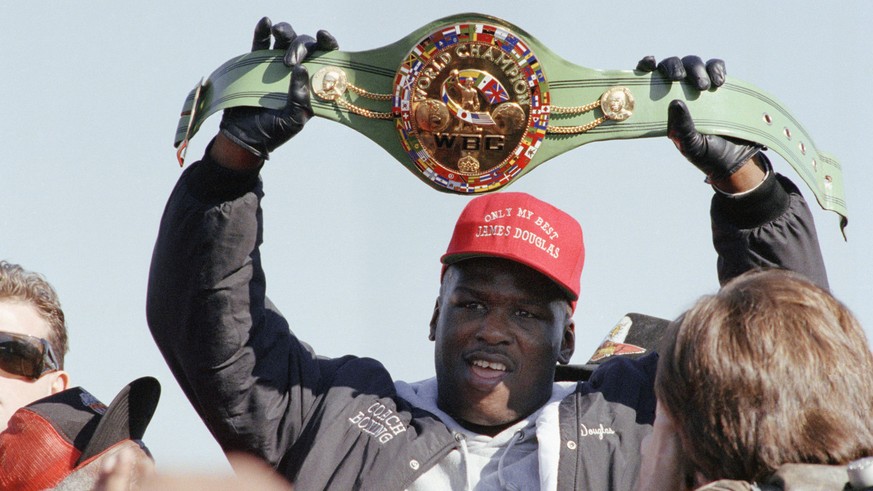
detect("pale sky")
[2,1,870,473]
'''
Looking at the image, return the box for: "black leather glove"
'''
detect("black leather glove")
[637,55,761,180]
[636,55,725,90]
[666,100,761,180]
[219,17,339,159]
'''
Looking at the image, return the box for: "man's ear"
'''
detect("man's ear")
[50,370,70,393]
[558,318,575,365]
[429,296,440,341]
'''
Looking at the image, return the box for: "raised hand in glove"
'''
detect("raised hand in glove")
[637,56,764,189]
[218,17,339,161]
[636,55,725,91]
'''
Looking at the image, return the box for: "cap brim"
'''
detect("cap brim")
[556,313,669,381]
[77,376,161,465]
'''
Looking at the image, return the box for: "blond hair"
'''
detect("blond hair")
[0,261,67,367]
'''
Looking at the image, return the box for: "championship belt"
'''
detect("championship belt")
[174,13,847,232]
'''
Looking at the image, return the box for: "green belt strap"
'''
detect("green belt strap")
[174,13,847,233]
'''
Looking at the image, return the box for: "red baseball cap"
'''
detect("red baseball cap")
[0,377,160,491]
[441,192,584,305]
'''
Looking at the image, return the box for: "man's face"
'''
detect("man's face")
[0,300,67,432]
[430,258,575,434]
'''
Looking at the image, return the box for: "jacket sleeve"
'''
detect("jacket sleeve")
[710,156,829,290]
[145,148,333,465]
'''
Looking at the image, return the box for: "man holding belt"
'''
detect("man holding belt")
[147,17,827,490]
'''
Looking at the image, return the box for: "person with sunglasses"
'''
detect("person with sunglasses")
[0,260,69,432]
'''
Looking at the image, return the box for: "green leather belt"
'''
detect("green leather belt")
[174,13,846,232]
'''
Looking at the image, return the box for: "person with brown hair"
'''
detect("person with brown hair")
[0,262,162,489]
[0,260,70,431]
[638,269,873,490]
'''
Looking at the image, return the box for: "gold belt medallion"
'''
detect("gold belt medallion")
[391,23,550,192]
[309,22,638,193]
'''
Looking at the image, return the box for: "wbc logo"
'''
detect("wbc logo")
[392,22,550,193]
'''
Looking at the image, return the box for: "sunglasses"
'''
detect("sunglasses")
[0,331,60,379]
